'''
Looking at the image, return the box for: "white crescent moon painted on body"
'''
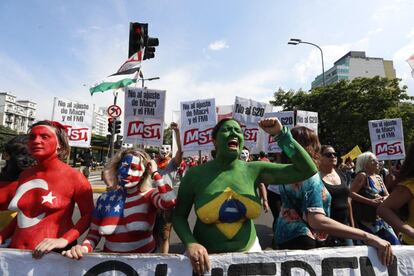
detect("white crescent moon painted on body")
[8,179,48,228]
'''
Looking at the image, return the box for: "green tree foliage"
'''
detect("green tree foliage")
[163,125,172,146]
[270,77,414,154]
[0,125,17,153]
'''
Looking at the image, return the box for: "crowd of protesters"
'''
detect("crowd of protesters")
[0,118,413,275]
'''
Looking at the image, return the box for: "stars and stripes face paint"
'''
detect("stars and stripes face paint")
[117,154,146,188]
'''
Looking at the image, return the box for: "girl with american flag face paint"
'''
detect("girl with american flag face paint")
[62,148,176,259]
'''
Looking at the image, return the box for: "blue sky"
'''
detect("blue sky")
[1,0,413,123]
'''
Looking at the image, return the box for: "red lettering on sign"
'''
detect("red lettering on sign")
[199,128,213,145]
[375,141,403,156]
[268,135,276,143]
[184,128,213,145]
[244,128,258,142]
[127,121,161,139]
[64,125,89,141]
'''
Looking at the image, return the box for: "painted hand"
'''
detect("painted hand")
[147,159,158,175]
[258,118,283,136]
[33,238,69,259]
[187,243,211,275]
[170,122,179,132]
[62,245,89,260]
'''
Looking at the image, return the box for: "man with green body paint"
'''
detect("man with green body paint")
[173,117,317,275]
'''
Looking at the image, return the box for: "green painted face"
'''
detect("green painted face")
[214,120,245,160]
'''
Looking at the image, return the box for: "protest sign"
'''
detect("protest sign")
[181,98,216,152]
[216,104,233,122]
[264,111,295,153]
[52,97,93,148]
[0,246,409,275]
[369,118,405,160]
[124,88,166,146]
[232,97,272,149]
[296,110,318,133]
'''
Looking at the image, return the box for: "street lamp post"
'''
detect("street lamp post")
[288,38,326,87]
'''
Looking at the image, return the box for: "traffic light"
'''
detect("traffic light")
[115,135,123,149]
[128,22,145,58]
[143,24,159,60]
[115,120,122,134]
[129,22,159,60]
[108,118,114,133]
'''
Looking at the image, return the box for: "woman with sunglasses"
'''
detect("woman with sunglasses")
[350,152,400,245]
[319,145,354,246]
[276,127,393,266]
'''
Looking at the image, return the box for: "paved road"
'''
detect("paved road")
[75,168,275,253]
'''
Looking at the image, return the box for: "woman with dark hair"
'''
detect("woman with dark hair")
[350,151,400,245]
[378,141,414,244]
[0,120,94,258]
[276,126,393,266]
[62,147,176,259]
[0,135,36,241]
[173,117,318,275]
[319,145,354,246]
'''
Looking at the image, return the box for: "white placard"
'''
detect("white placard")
[52,97,93,148]
[232,97,272,149]
[0,246,410,275]
[369,118,405,161]
[124,88,166,146]
[264,111,295,153]
[181,98,216,152]
[296,110,318,133]
[216,104,233,122]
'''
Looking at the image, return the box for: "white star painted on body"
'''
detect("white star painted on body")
[121,162,129,167]
[97,204,102,210]
[117,195,123,201]
[41,192,56,205]
[110,194,116,201]
[105,204,111,212]
[113,205,121,213]
[101,194,107,200]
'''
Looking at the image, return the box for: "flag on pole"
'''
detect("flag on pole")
[407,54,414,78]
[341,145,362,162]
[90,51,142,95]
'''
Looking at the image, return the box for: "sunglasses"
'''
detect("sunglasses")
[322,152,338,158]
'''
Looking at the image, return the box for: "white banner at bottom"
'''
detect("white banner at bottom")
[1,246,413,275]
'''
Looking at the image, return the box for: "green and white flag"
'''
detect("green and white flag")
[90,51,142,94]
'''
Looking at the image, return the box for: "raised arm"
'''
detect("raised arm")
[256,118,317,185]
[151,172,177,209]
[171,122,183,167]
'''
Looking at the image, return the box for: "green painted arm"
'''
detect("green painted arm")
[172,170,198,246]
[257,127,317,184]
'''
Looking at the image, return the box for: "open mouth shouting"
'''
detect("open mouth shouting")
[227,138,239,150]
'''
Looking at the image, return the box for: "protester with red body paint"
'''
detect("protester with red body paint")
[0,120,94,259]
